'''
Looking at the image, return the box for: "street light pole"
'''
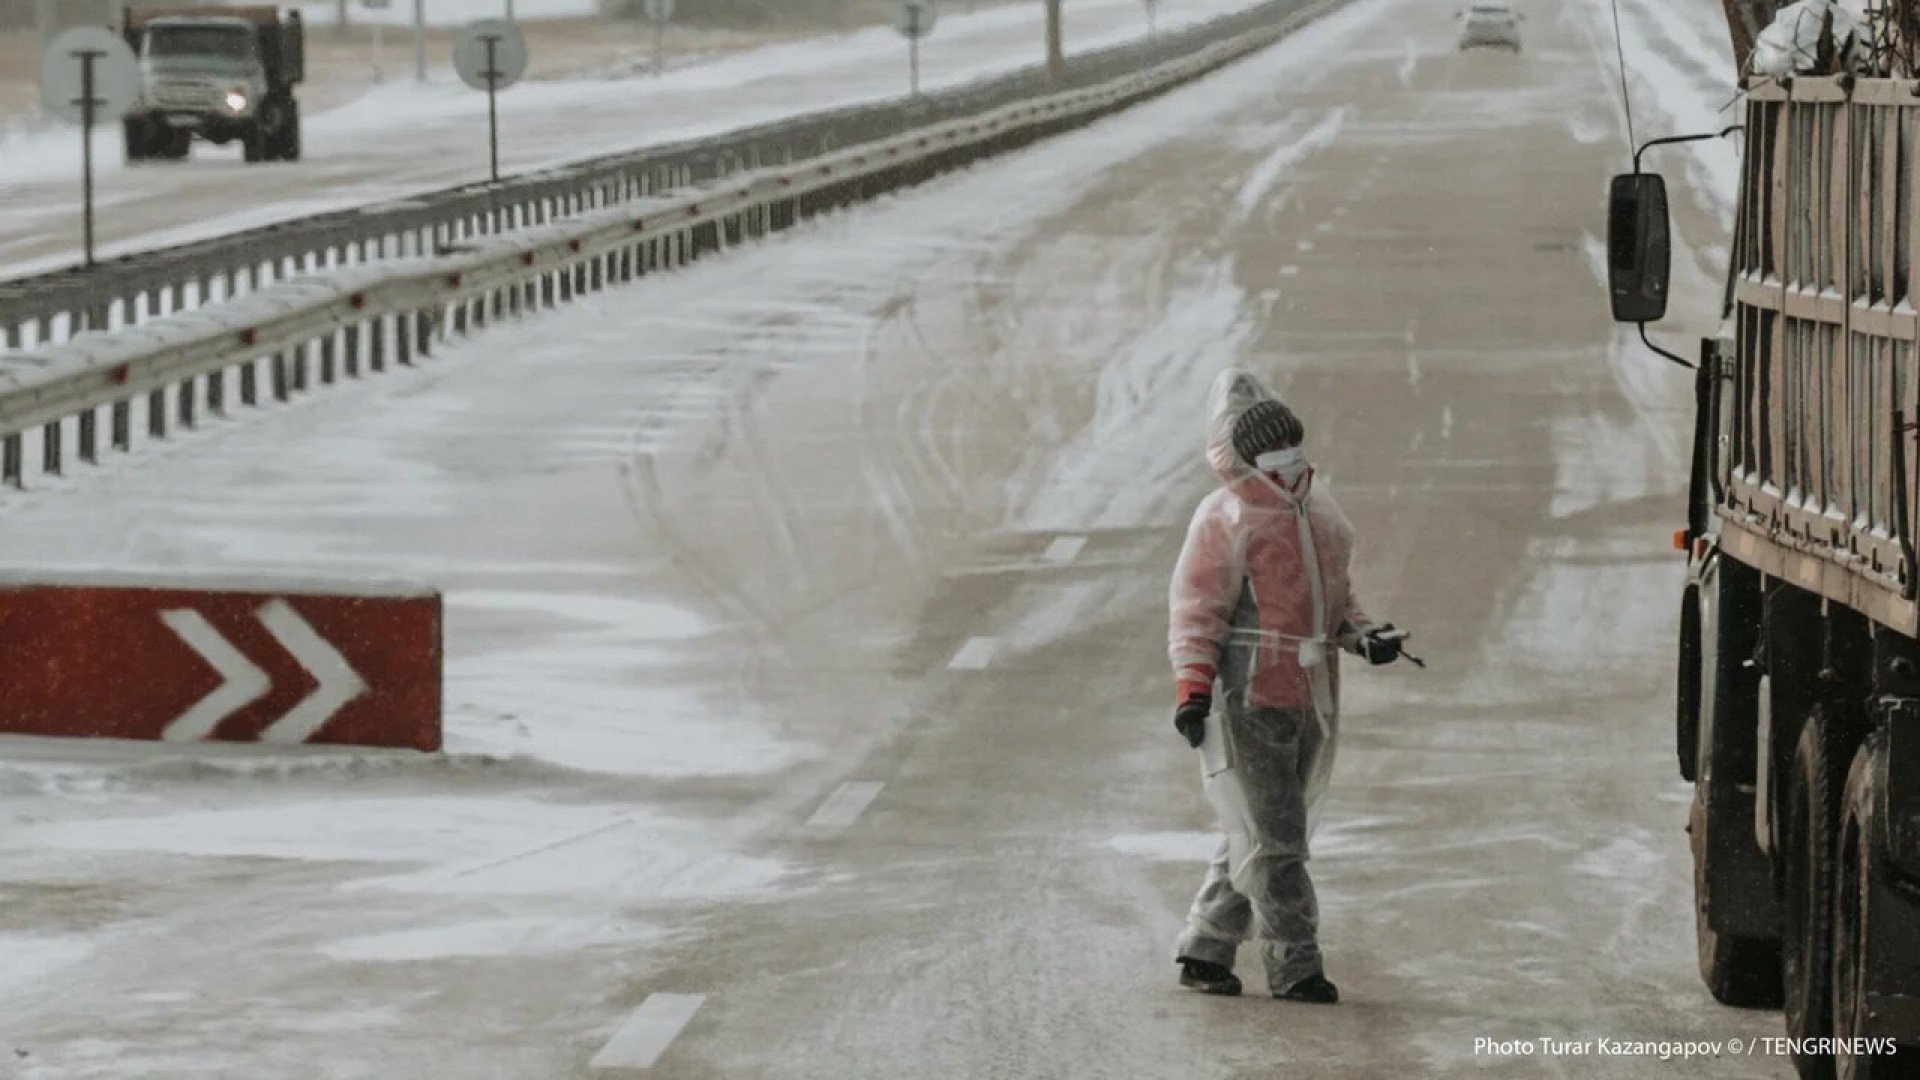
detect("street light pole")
[1045,0,1063,82]
[412,0,426,81]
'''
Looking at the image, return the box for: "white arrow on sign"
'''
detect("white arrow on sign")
[160,600,368,743]
[160,609,270,742]
[257,598,368,744]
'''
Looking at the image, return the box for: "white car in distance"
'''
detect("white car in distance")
[1458,1,1523,52]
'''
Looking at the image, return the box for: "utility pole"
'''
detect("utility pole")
[1045,0,1063,83]
[412,0,426,81]
[335,0,348,39]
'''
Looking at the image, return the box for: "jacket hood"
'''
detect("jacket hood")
[1205,367,1278,482]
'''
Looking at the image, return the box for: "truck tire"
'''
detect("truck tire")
[123,117,150,161]
[242,121,265,163]
[1693,797,1783,1006]
[276,102,301,162]
[163,129,191,161]
[1785,705,1856,1080]
[1678,584,1703,782]
[1833,734,1920,1079]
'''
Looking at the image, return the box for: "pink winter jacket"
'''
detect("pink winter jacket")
[1168,370,1371,712]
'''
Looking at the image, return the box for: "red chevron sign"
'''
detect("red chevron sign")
[0,574,440,751]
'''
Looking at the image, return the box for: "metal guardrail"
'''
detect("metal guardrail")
[0,0,1307,353]
[0,0,1337,489]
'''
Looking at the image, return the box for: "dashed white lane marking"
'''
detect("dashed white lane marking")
[1280,266,1301,277]
[1297,240,1315,252]
[806,782,885,830]
[948,636,999,670]
[591,993,706,1071]
[1042,535,1087,563]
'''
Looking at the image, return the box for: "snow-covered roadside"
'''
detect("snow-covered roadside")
[294,0,600,24]
[0,0,1250,195]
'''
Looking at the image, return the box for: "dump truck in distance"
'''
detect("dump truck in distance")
[1606,8,1920,1078]
[120,4,304,163]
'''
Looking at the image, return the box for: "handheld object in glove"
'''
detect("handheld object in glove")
[1366,625,1426,668]
[1174,696,1210,749]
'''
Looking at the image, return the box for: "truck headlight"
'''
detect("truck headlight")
[224,90,248,113]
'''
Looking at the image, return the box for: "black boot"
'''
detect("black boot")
[1178,958,1243,996]
[1274,971,1339,1004]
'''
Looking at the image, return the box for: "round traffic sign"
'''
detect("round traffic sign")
[644,0,675,23]
[453,19,529,92]
[39,26,139,125]
[894,0,938,39]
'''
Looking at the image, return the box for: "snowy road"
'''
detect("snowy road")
[0,0,1792,1076]
[0,0,1246,276]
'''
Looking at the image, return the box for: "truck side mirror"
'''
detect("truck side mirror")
[1607,172,1671,323]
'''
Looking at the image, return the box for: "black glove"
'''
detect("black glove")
[1359,624,1404,666]
[1174,697,1210,749]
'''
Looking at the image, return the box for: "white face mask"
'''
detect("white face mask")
[1254,447,1312,490]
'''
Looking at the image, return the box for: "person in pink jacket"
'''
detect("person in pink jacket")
[1168,368,1407,1003]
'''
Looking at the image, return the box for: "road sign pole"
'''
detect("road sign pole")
[79,49,98,268]
[910,35,919,96]
[653,15,664,77]
[483,35,501,183]
[373,19,384,83]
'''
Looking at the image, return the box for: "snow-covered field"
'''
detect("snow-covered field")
[0,0,1248,274]
[294,0,603,24]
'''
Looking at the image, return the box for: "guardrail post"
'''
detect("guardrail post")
[397,315,414,366]
[292,344,309,393]
[240,360,258,406]
[147,390,166,439]
[2,434,20,488]
[271,353,289,401]
[416,309,432,357]
[371,318,387,372]
[77,411,97,464]
[111,401,130,451]
[208,369,225,414]
[344,324,362,378]
[321,333,338,384]
[42,422,61,477]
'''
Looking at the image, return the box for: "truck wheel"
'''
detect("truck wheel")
[278,103,301,162]
[1785,705,1855,1080]
[123,117,150,161]
[1693,797,1783,1006]
[1833,735,1920,1079]
[1677,585,1703,782]
[242,123,265,163]
[164,130,191,161]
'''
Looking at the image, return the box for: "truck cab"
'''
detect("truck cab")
[122,5,304,163]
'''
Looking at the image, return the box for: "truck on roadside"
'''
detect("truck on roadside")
[1606,9,1920,1078]
[120,4,304,163]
